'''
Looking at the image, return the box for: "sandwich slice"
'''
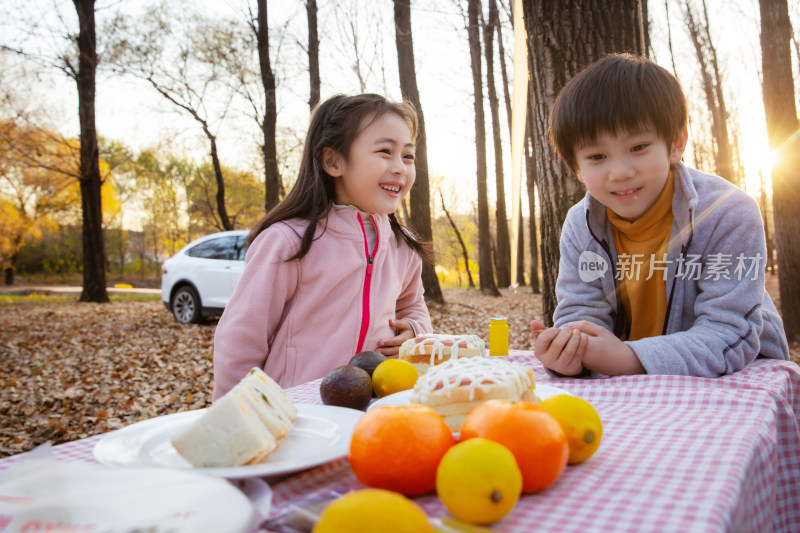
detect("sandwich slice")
[171,389,278,467]
[171,367,297,468]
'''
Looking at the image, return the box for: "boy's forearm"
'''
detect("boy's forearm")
[583,341,645,375]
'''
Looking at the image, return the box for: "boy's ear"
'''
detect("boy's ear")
[321,147,344,177]
[669,126,689,165]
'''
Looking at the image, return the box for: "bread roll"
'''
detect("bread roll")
[399,334,485,374]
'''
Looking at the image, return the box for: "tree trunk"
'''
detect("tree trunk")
[494,0,526,288]
[393,0,444,304]
[522,0,645,324]
[151,224,158,276]
[118,228,125,276]
[681,0,734,183]
[147,79,234,232]
[493,0,513,138]
[701,0,733,183]
[257,0,280,212]
[759,0,800,341]
[73,0,109,303]
[516,195,526,286]
[399,197,410,226]
[468,0,500,297]
[793,34,800,113]
[664,0,699,168]
[440,190,475,288]
[759,171,775,274]
[307,0,320,110]
[525,91,540,294]
[206,130,233,231]
[642,0,650,56]
[5,245,19,285]
[483,0,511,288]
[664,0,679,77]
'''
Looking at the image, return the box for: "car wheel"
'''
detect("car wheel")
[172,286,202,324]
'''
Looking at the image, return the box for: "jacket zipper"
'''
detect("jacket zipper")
[585,210,627,338]
[356,213,379,353]
[661,213,695,335]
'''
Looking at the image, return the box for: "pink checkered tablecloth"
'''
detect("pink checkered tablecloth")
[2,354,798,532]
[269,353,800,532]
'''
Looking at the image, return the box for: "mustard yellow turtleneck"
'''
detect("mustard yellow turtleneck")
[607,171,675,341]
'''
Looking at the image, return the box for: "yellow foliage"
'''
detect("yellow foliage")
[0,120,125,226]
[0,199,28,268]
[102,176,121,223]
[436,259,479,288]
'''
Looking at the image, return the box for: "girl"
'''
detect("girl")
[212,94,433,398]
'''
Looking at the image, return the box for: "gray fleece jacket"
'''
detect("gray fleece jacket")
[554,162,789,377]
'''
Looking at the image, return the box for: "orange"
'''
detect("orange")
[459,400,568,494]
[349,405,455,496]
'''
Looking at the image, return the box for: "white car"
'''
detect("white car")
[161,230,249,324]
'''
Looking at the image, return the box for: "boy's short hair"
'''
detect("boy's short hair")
[548,53,687,171]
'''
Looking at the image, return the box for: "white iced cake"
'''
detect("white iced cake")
[409,357,536,432]
[171,368,297,467]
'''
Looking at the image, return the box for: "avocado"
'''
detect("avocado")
[348,351,387,379]
[320,365,373,411]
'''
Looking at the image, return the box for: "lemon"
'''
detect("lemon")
[313,488,433,533]
[371,359,419,398]
[540,394,603,464]
[435,438,522,525]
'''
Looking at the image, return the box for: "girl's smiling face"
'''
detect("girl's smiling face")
[324,112,416,214]
[574,126,687,221]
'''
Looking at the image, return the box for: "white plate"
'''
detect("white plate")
[0,460,256,533]
[369,383,573,409]
[93,404,362,479]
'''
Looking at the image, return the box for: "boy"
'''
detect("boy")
[531,53,789,378]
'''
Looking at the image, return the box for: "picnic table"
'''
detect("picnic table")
[2,353,799,532]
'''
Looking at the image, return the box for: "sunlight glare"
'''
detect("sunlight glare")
[762,149,779,172]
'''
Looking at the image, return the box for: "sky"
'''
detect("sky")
[3,0,799,219]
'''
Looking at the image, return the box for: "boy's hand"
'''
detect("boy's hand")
[530,319,546,340]
[376,319,414,357]
[569,320,645,375]
[531,320,587,376]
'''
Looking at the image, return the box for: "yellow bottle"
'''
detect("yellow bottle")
[489,317,509,356]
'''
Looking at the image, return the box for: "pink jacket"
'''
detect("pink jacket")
[212,207,432,398]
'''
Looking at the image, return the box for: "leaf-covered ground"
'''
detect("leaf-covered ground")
[1,283,797,457]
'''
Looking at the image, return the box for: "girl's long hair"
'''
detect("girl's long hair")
[249,93,432,263]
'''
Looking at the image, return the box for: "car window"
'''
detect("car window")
[236,235,248,261]
[186,236,241,260]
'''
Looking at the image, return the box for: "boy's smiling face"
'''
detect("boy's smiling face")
[574,126,687,221]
